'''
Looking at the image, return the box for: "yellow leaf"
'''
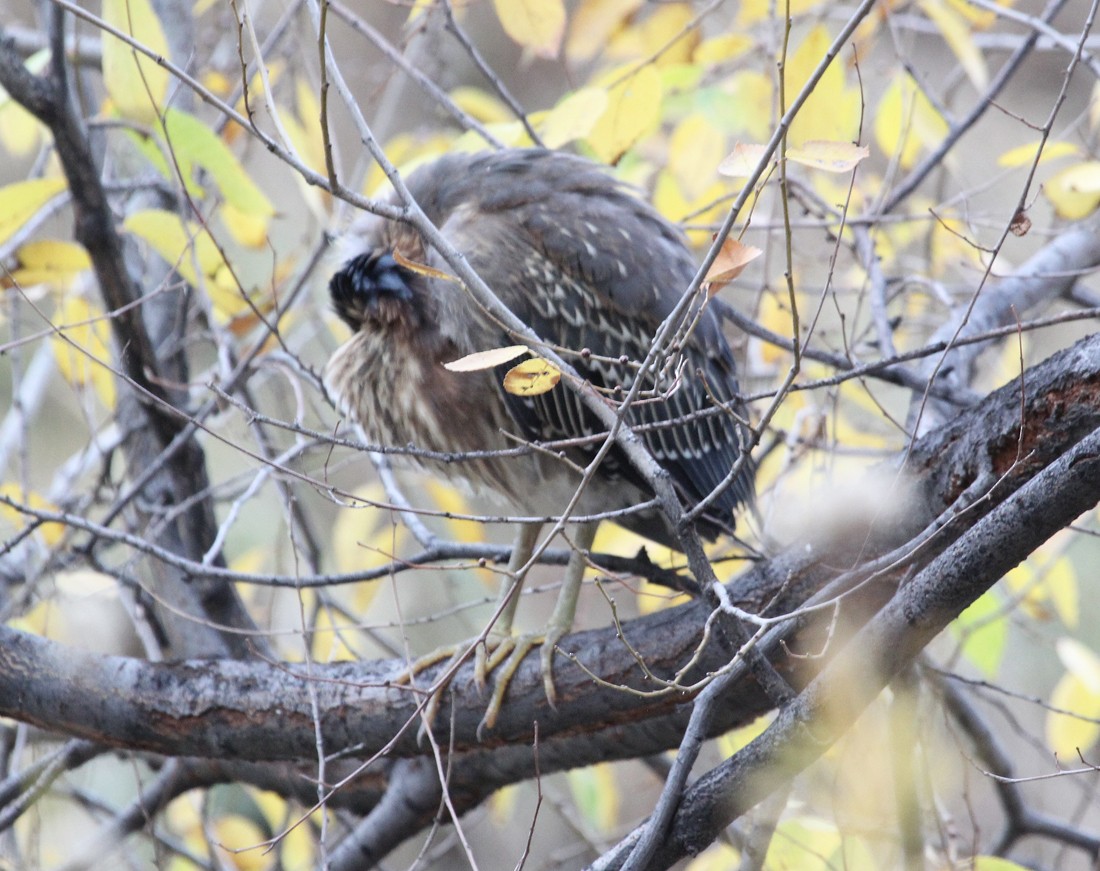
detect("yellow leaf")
[693,34,754,65]
[50,295,117,409]
[0,50,48,156]
[221,202,269,248]
[754,291,794,366]
[423,480,486,548]
[919,0,988,90]
[567,765,619,835]
[668,114,727,199]
[450,87,513,125]
[293,77,326,172]
[493,0,566,58]
[331,487,401,615]
[703,237,762,294]
[4,240,91,289]
[997,140,1078,168]
[1045,161,1100,219]
[453,121,533,152]
[685,844,742,871]
[786,25,860,146]
[538,87,609,149]
[0,177,67,248]
[1058,638,1100,693]
[101,0,171,123]
[586,62,663,163]
[738,0,826,26]
[123,208,222,286]
[391,249,458,283]
[651,170,728,246]
[444,345,529,372]
[1047,671,1100,759]
[0,99,43,158]
[212,814,271,871]
[123,209,252,322]
[716,714,773,758]
[364,134,453,198]
[1045,554,1079,629]
[874,74,949,170]
[0,485,66,547]
[725,70,775,141]
[566,0,642,63]
[606,4,698,66]
[490,783,520,825]
[786,140,870,173]
[945,0,998,29]
[503,357,561,396]
[951,589,1006,679]
[717,142,771,178]
[767,817,842,870]
[310,608,359,663]
[973,858,1034,871]
[161,108,275,217]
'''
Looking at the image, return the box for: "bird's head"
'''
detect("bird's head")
[329,250,420,332]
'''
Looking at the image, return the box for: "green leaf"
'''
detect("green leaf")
[161,108,275,217]
[952,589,1007,679]
[101,0,171,123]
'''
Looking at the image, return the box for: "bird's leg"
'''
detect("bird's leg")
[480,520,599,732]
[474,521,542,686]
[540,520,598,700]
[394,522,542,730]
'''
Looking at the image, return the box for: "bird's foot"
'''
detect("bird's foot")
[394,632,557,736]
[477,630,558,736]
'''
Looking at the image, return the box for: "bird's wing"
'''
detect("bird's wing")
[423,152,753,533]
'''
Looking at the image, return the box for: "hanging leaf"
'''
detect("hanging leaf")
[566,765,619,835]
[919,0,989,90]
[4,240,91,289]
[786,141,870,173]
[786,25,860,145]
[538,87,609,149]
[0,485,66,547]
[0,177,67,248]
[123,208,227,289]
[1045,161,1100,219]
[503,357,561,395]
[717,143,771,178]
[444,345,530,372]
[493,0,566,59]
[1046,638,1100,759]
[972,858,1033,871]
[703,237,763,294]
[0,50,48,157]
[586,62,663,163]
[874,74,949,170]
[951,589,1007,679]
[391,249,459,283]
[668,114,726,199]
[997,140,1078,168]
[51,295,117,409]
[101,0,171,123]
[161,108,275,218]
[566,0,642,63]
[123,208,257,323]
[450,87,514,124]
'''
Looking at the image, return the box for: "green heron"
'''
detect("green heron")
[326,148,754,730]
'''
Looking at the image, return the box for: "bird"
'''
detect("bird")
[325,148,754,731]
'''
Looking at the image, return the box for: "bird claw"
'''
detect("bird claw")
[396,633,560,739]
[478,632,554,737]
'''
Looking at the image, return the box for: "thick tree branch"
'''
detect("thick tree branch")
[0,333,1096,768]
